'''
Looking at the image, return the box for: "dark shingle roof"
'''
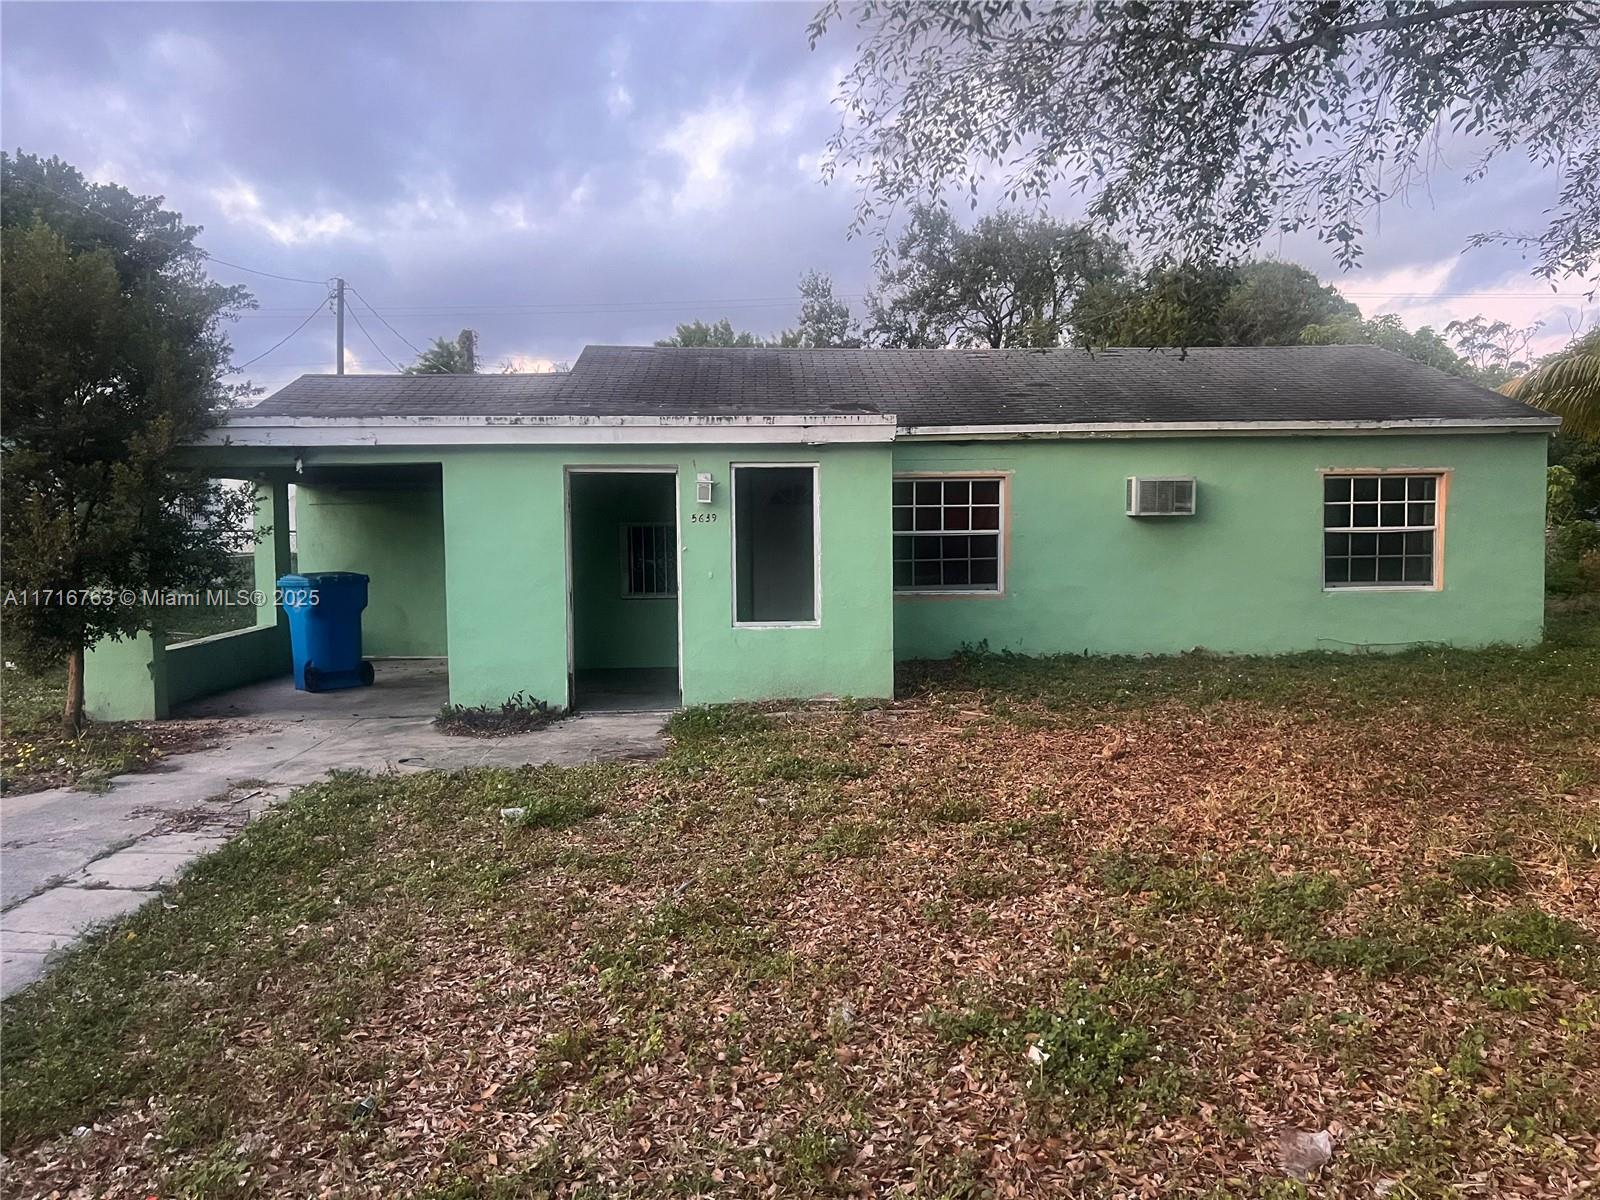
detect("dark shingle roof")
[243,345,1553,428]
[246,371,567,418]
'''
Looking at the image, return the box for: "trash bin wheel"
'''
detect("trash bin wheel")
[303,663,324,693]
[359,660,375,687]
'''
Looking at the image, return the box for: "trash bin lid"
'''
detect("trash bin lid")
[277,572,369,587]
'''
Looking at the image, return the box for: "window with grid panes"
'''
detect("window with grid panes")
[1322,474,1439,587]
[892,476,1003,591]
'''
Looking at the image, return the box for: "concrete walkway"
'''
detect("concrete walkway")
[1,662,669,997]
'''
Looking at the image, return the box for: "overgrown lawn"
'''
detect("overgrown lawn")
[2,610,1597,1197]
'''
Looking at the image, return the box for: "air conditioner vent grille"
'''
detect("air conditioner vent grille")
[1126,476,1197,517]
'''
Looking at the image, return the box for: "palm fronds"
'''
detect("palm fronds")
[1500,328,1600,439]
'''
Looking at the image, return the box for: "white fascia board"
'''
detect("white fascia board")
[899,417,1561,440]
[200,413,898,447]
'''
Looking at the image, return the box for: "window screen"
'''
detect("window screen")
[892,476,1003,591]
[623,523,676,597]
[734,466,817,623]
[1323,474,1439,587]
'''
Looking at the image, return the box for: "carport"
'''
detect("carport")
[84,457,451,722]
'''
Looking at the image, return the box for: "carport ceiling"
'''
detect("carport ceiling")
[297,463,443,490]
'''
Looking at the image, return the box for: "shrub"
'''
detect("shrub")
[436,692,557,737]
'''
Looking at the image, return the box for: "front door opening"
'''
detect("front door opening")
[568,471,681,711]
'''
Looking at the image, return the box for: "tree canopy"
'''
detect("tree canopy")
[404,328,479,374]
[866,205,1125,347]
[811,2,1600,280]
[654,318,768,348]
[1,152,255,729]
[1074,260,1359,348]
[778,271,862,348]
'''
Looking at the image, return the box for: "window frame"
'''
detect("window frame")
[1319,468,1449,592]
[729,461,822,629]
[619,521,678,599]
[892,471,1009,597]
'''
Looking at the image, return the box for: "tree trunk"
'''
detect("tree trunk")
[63,646,86,736]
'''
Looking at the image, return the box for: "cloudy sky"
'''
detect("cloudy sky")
[2,0,1591,397]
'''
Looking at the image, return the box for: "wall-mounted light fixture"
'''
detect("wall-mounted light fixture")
[696,472,715,504]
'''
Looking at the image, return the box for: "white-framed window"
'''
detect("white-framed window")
[622,523,676,597]
[1323,473,1440,588]
[732,463,819,626]
[892,475,1004,592]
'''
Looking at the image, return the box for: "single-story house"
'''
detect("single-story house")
[85,344,1558,718]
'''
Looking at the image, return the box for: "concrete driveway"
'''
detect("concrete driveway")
[1,660,669,997]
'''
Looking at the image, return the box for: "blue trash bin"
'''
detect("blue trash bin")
[277,572,376,692]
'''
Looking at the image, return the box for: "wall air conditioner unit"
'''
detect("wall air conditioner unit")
[1126,476,1197,517]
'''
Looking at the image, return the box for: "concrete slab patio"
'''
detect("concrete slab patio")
[1,659,671,997]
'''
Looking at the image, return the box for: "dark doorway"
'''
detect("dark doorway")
[568,471,681,711]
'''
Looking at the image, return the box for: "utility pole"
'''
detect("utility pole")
[333,277,346,375]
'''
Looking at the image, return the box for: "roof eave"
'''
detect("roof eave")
[198,412,899,447]
[898,416,1561,440]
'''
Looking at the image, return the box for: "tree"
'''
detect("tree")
[1445,316,1537,387]
[1073,260,1358,347]
[654,319,767,348]
[866,204,1127,348]
[811,3,1600,279]
[404,328,478,374]
[1298,313,1474,376]
[1219,263,1360,347]
[1,152,256,732]
[778,271,861,348]
[1500,327,1600,440]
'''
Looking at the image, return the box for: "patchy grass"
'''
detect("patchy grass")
[0,662,216,795]
[2,611,1598,1197]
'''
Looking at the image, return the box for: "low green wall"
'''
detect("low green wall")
[295,483,448,657]
[890,432,1548,660]
[165,624,291,707]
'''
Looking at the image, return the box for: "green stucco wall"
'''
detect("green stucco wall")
[890,432,1548,660]
[439,444,896,709]
[295,483,448,657]
[569,472,678,671]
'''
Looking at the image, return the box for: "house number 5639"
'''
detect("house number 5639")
[690,512,718,524]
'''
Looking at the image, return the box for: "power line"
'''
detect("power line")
[224,289,1595,321]
[346,285,425,356]
[343,301,403,372]
[230,296,331,372]
[204,256,328,286]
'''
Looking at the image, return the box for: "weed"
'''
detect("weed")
[810,820,884,860]
[1482,906,1596,969]
[667,704,771,744]
[1449,853,1521,894]
[435,692,558,737]
[930,988,1172,1125]
[1235,872,1346,939]
[929,796,984,824]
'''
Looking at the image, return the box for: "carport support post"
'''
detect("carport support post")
[254,480,293,630]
